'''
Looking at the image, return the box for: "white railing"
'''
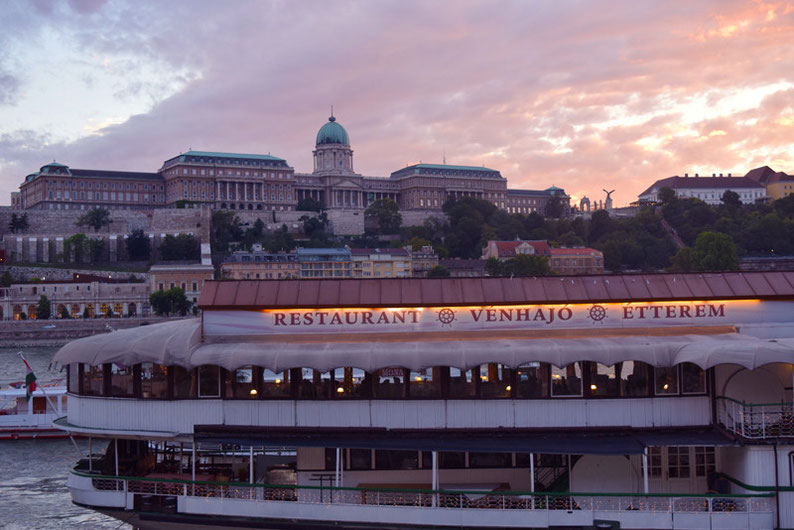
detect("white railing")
[76,470,775,518]
[717,396,794,439]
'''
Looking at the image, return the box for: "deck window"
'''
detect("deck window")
[375,450,419,470]
[81,364,104,396]
[619,361,651,397]
[681,363,706,394]
[516,362,548,398]
[332,367,368,398]
[198,365,221,398]
[140,363,168,399]
[694,446,716,477]
[373,367,406,399]
[551,362,582,397]
[173,366,196,398]
[439,451,466,469]
[587,363,620,397]
[667,447,690,478]
[226,366,258,398]
[479,364,514,398]
[648,447,662,477]
[297,368,330,399]
[350,449,372,470]
[449,367,476,398]
[262,369,290,398]
[654,367,679,395]
[109,364,134,397]
[409,367,442,398]
[469,452,512,468]
[67,364,80,394]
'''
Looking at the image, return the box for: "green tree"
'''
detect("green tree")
[159,234,200,261]
[426,265,451,278]
[64,233,88,262]
[76,207,112,232]
[0,271,12,287]
[691,231,739,271]
[59,305,70,319]
[365,198,402,234]
[88,238,105,262]
[82,307,91,319]
[658,187,677,206]
[504,254,554,276]
[36,295,51,320]
[545,196,564,218]
[126,229,151,261]
[8,213,29,233]
[484,257,503,276]
[297,197,325,212]
[668,247,694,272]
[149,287,191,316]
[210,210,243,252]
[720,190,741,210]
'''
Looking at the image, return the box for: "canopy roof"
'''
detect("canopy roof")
[53,318,794,371]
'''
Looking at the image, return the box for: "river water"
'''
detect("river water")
[0,346,129,529]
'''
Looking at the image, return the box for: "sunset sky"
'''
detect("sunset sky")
[1,0,793,207]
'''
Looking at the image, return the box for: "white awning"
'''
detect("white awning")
[53,318,794,371]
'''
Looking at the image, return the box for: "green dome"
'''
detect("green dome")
[316,116,350,146]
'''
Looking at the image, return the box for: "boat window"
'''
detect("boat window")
[551,362,582,397]
[619,361,651,397]
[448,367,476,398]
[373,367,406,399]
[648,447,662,477]
[81,364,104,396]
[409,367,442,398]
[140,363,168,399]
[516,362,548,398]
[67,364,80,393]
[375,450,419,470]
[654,366,679,395]
[331,367,368,399]
[667,446,690,478]
[297,368,331,399]
[198,365,221,398]
[479,363,514,398]
[173,366,196,398]
[109,364,134,398]
[588,363,619,397]
[226,366,258,399]
[324,448,347,471]
[694,446,715,477]
[439,451,466,469]
[349,449,372,470]
[681,363,706,394]
[262,369,290,398]
[469,452,512,468]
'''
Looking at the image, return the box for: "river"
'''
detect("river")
[0,346,129,529]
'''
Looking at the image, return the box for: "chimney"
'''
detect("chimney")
[719,173,723,177]
[728,173,732,177]
[712,173,716,177]
[684,173,688,177]
[695,173,699,177]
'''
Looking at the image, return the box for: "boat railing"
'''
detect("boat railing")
[716,396,794,439]
[74,469,775,515]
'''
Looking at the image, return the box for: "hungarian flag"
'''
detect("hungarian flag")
[21,356,37,401]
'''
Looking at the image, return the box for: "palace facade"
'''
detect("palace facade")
[15,115,569,218]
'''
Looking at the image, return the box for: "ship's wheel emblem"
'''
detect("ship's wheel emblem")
[437,308,456,327]
[588,304,607,323]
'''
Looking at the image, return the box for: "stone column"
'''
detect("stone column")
[109,235,118,261]
[42,238,49,262]
[235,182,240,202]
[54,237,63,262]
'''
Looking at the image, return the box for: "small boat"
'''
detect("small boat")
[0,379,68,440]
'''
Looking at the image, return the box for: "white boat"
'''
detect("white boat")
[52,273,794,529]
[0,379,67,439]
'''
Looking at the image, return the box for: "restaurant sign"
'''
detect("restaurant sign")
[202,299,787,337]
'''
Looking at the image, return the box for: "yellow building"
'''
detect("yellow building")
[149,263,215,307]
[350,248,412,278]
[220,250,299,280]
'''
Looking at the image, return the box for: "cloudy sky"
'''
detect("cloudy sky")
[1,0,793,207]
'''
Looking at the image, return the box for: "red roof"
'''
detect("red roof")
[197,271,794,310]
[493,240,550,257]
[549,248,602,256]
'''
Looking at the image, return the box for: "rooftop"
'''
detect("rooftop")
[198,271,794,310]
[639,175,765,196]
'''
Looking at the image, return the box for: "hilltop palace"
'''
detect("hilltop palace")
[13,115,569,220]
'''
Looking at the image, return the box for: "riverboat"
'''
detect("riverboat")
[0,379,67,439]
[53,272,794,529]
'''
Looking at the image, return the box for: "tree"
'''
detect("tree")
[545,196,564,218]
[82,307,91,319]
[691,231,739,271]
[485,257,503,277]
[36,295,51,320]
[721,190,741,210]
[126,229,151,261]
[658,187,677,206]
[300,213,328,239]
[426,265,451,278]
[668,247,694,272]
[297,197,325,212]
[77,208,112,232]
[159,234,200,261]
[210,210,243,252]
[64,233,88,262]
[505,254,554,276]
[365,198,402,234]
[8,213,29,233]
[0,271,12,287]
[88,238,105,262]
[149,287,192,316]
[59,305,70,319]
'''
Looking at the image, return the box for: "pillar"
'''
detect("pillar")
[42,237,49,262]
[29,237,37,262]
[109,235,118,262]
[642,448,649,494]
[54,237,63,261]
